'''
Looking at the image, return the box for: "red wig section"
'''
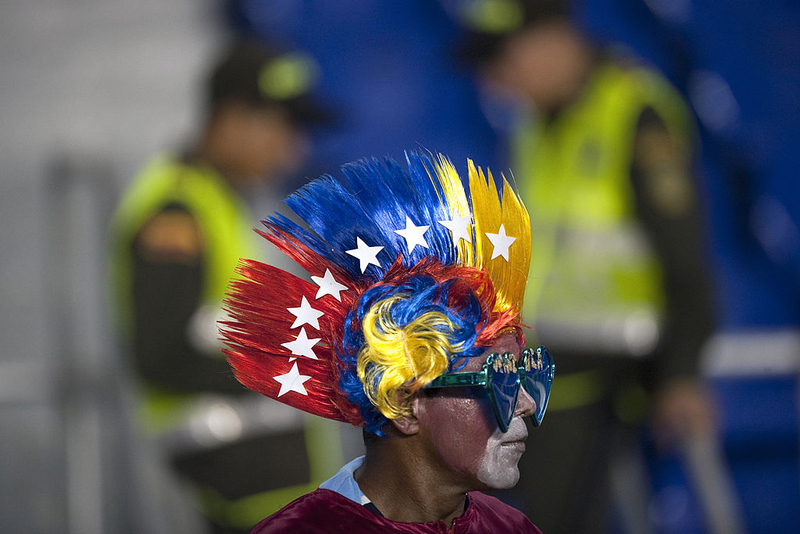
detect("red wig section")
[222,259,362,425]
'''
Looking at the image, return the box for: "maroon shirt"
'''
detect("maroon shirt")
[250,488,542,533]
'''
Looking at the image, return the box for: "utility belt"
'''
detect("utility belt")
[533,311,662,360]
[139,390,306,456]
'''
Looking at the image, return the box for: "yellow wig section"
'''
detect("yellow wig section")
[430,155,475,266]
[467,162,531,314]
[357,296,458,420]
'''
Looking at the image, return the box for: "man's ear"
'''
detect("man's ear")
[390,390,422,436]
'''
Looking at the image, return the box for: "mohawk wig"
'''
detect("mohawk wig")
[221,152,530,434]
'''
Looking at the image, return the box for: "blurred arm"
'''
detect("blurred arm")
[131,205,245,394]
[631,108,715,383]
[630,108,717,444]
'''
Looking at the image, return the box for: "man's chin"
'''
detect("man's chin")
[489,474,520,491]
[477,463,521,490]
[494,471,521,490]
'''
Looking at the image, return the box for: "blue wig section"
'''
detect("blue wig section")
[276,153,462,281]
[338,273,486,435]
[339,155,459,267]
[264,151,486,434]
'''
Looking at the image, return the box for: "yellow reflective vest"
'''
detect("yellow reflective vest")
[108,156,344,527]
[109,155,258,332]
[108,155,261,430]
[516,62,692,358]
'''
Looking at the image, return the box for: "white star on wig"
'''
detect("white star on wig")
[485,224,517,261]
[438,215,472,244]
[281,327,320,360]
[311,269,348,301]
[287,296,324,330]
[394,216,429,253]
[345,237,383,273]
[273,362,311,397]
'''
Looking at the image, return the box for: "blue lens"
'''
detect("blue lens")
[486,353,521,432]
[521,347,554,427]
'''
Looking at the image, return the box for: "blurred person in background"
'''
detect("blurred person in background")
[108,38,343,534]
[456,0,717,531]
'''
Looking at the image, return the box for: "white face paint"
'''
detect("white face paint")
[416,335,534,491]
[476,416,528,489]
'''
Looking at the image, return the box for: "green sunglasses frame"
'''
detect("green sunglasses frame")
[423,346,555,432]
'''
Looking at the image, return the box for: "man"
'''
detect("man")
[456,1,716,531]
[220,152,553,532]
[109,39,341,533]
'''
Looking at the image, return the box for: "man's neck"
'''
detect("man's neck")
[354,441,470,525]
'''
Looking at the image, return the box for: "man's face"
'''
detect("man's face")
[414,334,534,490]
[220,104,308,183]
[486,20,590,113]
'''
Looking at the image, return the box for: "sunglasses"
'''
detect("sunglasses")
[423,346,555,432]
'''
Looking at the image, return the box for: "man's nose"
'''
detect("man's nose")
[516,385,536,418]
